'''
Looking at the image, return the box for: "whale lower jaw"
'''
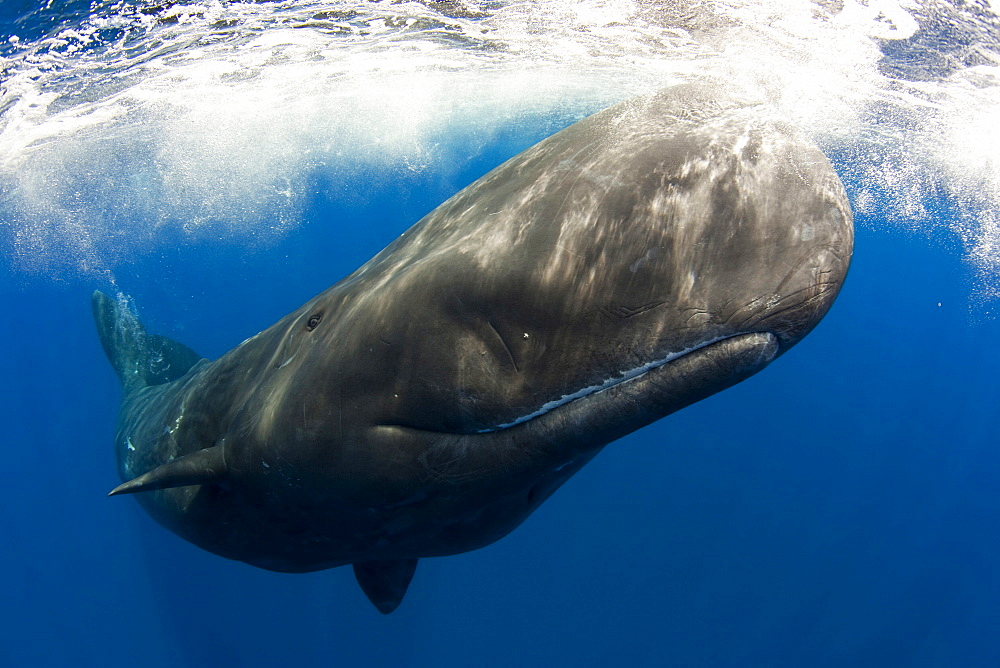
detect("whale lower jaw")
[383,332,781,440]
[479,333,776,433]
[476,331,781,436]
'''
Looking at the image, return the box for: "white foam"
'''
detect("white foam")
[0,0,997,296]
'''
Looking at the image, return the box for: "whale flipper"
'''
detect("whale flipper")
[353,559,419,614]
[92,290,203,389]
[107,444,229,496]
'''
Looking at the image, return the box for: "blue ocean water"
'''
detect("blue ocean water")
[1,1,999,666]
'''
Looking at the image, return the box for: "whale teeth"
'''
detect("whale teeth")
[108,444,228,496]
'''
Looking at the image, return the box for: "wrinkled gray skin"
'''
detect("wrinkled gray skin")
[94,84,853,614]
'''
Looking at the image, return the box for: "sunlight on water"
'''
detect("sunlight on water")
[0,0,997,294]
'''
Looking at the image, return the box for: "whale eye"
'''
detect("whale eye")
[306,313,323,331]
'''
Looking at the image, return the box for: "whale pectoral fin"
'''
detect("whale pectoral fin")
[107,445,228,496]
[353,559,419,614]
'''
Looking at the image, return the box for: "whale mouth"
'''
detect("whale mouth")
[370,331,780,497]
[377,331,780,439]
[476,332,779,434]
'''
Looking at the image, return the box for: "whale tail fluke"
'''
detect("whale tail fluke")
[92,290,204,391]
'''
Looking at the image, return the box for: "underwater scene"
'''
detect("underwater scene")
[1,1,999,665]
